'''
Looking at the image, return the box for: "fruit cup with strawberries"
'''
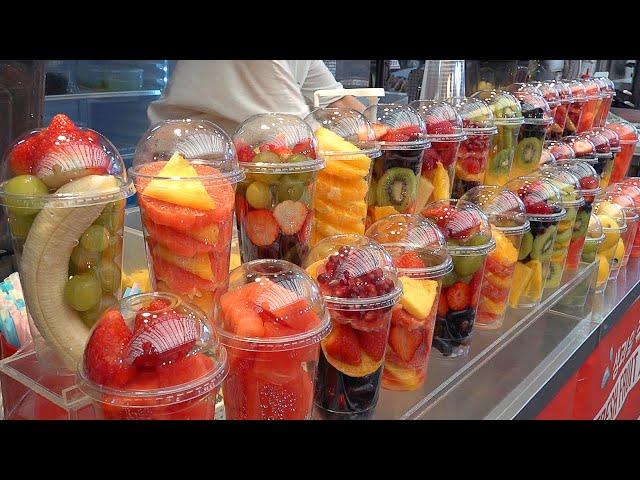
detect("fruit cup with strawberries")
[593,77,616,129]
[607,121,639,183]
[232,114,323,267]
[564,135,599,173]
[409,100,467,209]
[420,200,496,356]
[504,177,565,307]
[545,140,575,162]
[576,78,602,133]
[362,104,430,226]
[620,178,640,258]
[130,119,244,319]
[213,259,331,420]
[597,187,640,274]
[459,187,530,330]
[527,81,563,140]
[545,80,573,141]
[579,214,608,293]
[0,114,135,371]
[365,214,453,390]
[563,80,587,137]
[77,292,228,420]
[304,108,380,244]
[592,199,628,282]
[578,130,615,187]
[304,235,402,419]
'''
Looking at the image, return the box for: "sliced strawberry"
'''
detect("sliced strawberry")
[324,322,361,366]
[426,118,455,136]
[446,282,471,311]
[524,199,553,216]
[422,148,440,172]
[579,176,598,190]
[355,328,386,361]
[372,123,390,140]
[273,200,307,235]
[437,294,449,316]
[235,140,256,162]
[245,209,279,246]
[391,306,422,329]
[292,138,317,159]
[396,251,424,269]
[388,325,423,363]
[394,125,423,140]
[272,146,293,160]
[485,255,515,278]
[381,131,410,143]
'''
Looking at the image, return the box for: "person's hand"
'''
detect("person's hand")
[387,75,407,92]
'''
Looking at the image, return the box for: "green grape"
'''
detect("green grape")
[8,213,35,240]
[80,225,111,253]
[80,295,118,328]
[287,154,314,183]
[245,181,272,209]
[98,262,121,293]
[94,201,124,233]
[253,151,282,163]
[4,174,48,215]
[70,244,100,273]
[64,273,101,312]
[277,177,304,202]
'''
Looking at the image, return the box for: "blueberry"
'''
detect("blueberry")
[447,308,475,326]
[433,337,453,356]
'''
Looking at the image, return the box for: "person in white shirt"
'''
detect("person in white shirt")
[147,60,366,134]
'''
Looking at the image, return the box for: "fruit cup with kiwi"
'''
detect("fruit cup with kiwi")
[232,114,324,267]
[592,199,628,282]
[362,104,430,226]
[608,122,639,184]
[546,140,575,162]
[563,80,588,137]
[593,77,616,129]
[620,178,640,258]
[577,130,615,188]
[595,127,621,187]
[579,214,608,293]
[597,188,640,274]
[546,80,573,141]
[409,100,467,209]
[304,235,402,419]
[304,108,380,245]
[527,81,563,141]
[504,177,565,307]
[365,214,452,390]
[576,78,603,134]
[459,187,530,330]
[131,119,244,319]
[420,200,496,357]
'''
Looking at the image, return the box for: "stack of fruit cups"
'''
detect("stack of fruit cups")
[77,292,228,420]
[591,199,628,282]
[607,121,639,183]
[545,80,573,141]
[130,119,244,319]
[213,259,331,420]
[304,235,402,419]
[534,166,585,289]
[469,90,524,186]
[580,214,607,293]
[0,114,135,371]
[620,178,640,258]
[546,140,576,162]
[593,77,616,129]
[563,80,588,137]
[304,107,380,245]
[409,100,467,210]
[504,177,565,307]
[420,200,496,357]
[527,81,563,140]
[444,96,498,197]
[540,148,555,166]
[362,104,430,226]
[458,187,529,330]
[365,214,452,391]
[578,130,615,188]
[232,114,324,266]
[576,78,602,133]
[598,187,640,273]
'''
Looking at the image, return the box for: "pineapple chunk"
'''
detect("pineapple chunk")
[316,173,369,201]
[508,262,532,308]
[316,127,361,153]
[430,162,450,200]
[492,229,518,264]
[399,277,438,320]
[525,259,543,300]
[415,176,434,212]
[153,244,214,281]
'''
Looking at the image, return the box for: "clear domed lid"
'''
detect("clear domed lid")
[77,292,228,406]
[594,77,615,98]
[528,81,562,108]
[545,140,576,161]
[564,80,588,103]
[547,80,573,104]
[556,160,601,196]
[615,183,640,212]
[578,131,612,158]
[470,90,524,125]
[577,78,602,100]
[606,121,638,144]
[594,127,621,152]
[599,188,640,222]
[444,96,498,136]
[504,176,566,220]
[409,100,466,142]
[362,103,429,150]
[540,148,555,166]
[0,113,134,207]
[536,165,585,208]
[584,213,605,245]
[507,88,553,125]
[365,213,453,279]
[564,135,597,161]
[593,198,627,232]
[459,186,530,234]
[305,107,381,158]
[622,177,640,190]
[304,234,402,310]
[214,259,331,351]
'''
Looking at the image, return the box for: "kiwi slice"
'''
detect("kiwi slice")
[376,167,417,210]
[581,242,597,263]
[572,209,590,240]
[545,261,564,289]
[488,149,513,176]
[555,226,573,245]
[518,231,533,260]
[513,137,543,169]
[531,225,556,261]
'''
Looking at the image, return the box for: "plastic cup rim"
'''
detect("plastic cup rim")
[129,163,246,185]
[525,208,567,222]
[446,237,496,257]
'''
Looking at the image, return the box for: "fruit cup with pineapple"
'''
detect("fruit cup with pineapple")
[563,80,587,137]
[545,80,573,141]
[620,178,640,258]
[504,177,565,307]
[607,121,639,183]
[304,235,402,419]
[546,140,575,162]
[469,90,524,186]
[213,259,331,420]
[232,114,324,267]
[420,200,495,357]
[579,214,608,293]
[527,81,563,141]
[362,104,430,226]
[459,187,529,330]
[409,100,467,209]
[576,78,603,134]
[578,130,615,187]
[365,214,452,390]
[591,198,628,282]
[598,187,640,273]
[304,107,380,244]
[593,77,616,129]
[0,114,135,371]
[77,292,228,420]
[130,119,244,319]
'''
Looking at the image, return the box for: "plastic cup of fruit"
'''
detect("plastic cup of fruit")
[304,235,402,419]
[593,77,616,129]
[564,135,599,179]
[527,81,563,141]
[420,200,496,357]
[592,199,628,282]
[362,104,430,226]
[545,140,575,162]
[365,214,453,391]
[504,177,566,307]
[607,122,639,184]
[232,114,324,267]
[592,126,621,188]
[304,108,381,245]
[77,292,228,420]
[580,214,608,293]
[576,78,602,134]
[562,80,588,137]
[578,131,615,188]
[130,119,244,319]
[545,80,573,141]
[620,178,640,258]
[597,189,640,274]
[213,259,331,420]
[0,114,135,372]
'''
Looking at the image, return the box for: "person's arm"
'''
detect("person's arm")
[298,60,365,113]
[328,95,366,113]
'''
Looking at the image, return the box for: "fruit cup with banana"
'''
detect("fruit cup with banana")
[579,214,608,293]
[576,78,603,134]
[362,104,430,226]
[77,292,228,420]
[0,114,135,371]
[591,199,628,282]
[563,80,588,137]
[577,130,615,188]
[409,100,467,209]
[304,235,402,419]
[597,188,640,274]
[620,178,640,258]
[130,119,244,319]
[504,177,565,307]
[527,81,563,141]
[304,107,380,244]
[365,214,452,391]
[544,80,573,141]
[593,77,616,129]
[420,200,495,357]
[213,259,331,420]
[546,140,576,162]
[607,121,639,184]
[232,114,323,267]
[459,187,530,330]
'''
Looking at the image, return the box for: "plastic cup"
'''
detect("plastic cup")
[545,80,573,141]
[0,114,134,372]
[459,187,529,330]
[620,178,640,258]
[539,148,555,167]
[410,100,467,208]
[365,214,452,390]
[579,214,608,293]
[214,259,330,420]
[130,119,243,319]
[546,140,575,162]
[578,130,614,188]
[563,80,587,137]
[77,292,227,420]
[593,77,616,129]
[576,78,602,133]
[597,188,640,274]
[304,235,402,419]
[527,81,563,140]
[594,127,621,187]
[607,121,639,183]
[420,200,496,357]
[592,199,628,282]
